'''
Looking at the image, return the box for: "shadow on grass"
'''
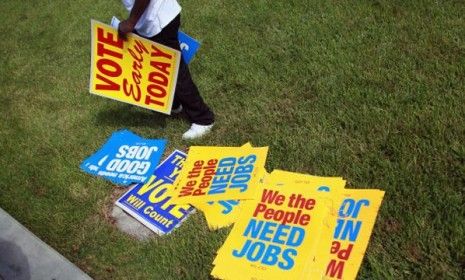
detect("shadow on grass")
[95,105,170,129]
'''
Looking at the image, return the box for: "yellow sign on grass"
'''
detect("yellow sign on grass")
[89,20,180,114]
[211,180,343,280]
[170,145,269,204]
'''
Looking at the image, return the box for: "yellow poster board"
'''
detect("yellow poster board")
[170,146,269,204]
[197,143,267,230]
[319,189,385,280]
[89,20,180,114]
[211,180,343,280]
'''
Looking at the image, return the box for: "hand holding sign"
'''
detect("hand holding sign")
[118,19,136,40]
[90,20,181,114]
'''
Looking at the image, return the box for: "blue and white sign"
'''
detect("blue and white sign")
[178,31,200,64]
[115,150,195,235]
[80,130,166,186]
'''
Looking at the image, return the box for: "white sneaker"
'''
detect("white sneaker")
[182,123,214,140]
[171,104,183,114]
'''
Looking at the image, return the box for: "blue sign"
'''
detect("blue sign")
[80,130,167,186]
[115,150,195,235]
[178,31,200,64]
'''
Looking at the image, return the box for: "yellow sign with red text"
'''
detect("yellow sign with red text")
[170,146,269,204]
[89,20,180,114]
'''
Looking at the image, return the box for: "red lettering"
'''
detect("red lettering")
[299,214,310,225]
[326,259,345,279]
[331,241,353,260]
[146,84,167,106]
[253,203,267,217]
[97,27,123,49]
[179,185,194,197]
[204,168,216,176]
[150,61,171,75]
[97,59,121,77]
[148,71,168,87]
[305,199,316,210]
[193,188,206,196]
[337,244,353,260]
[134,40,149,55]
[252,203,311,226]
[97,42,123,59]
[94,27,123,91]
[123,79,141,101]
[132,71,141,85]
[263,208,274,219]
[129,48,143,63]
[330,241,341,254]
[260,189,281,204]
[150,45,173,59]
[208,159,219,166]
[95,74,120,91]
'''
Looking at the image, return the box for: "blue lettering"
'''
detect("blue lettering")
[259,221,277,241]
[286,226,305,246]
[339,198,370,218]
[243,219,263,238]
[247,241,265,262]
[279,248,297,270]
[334,219,362,241]
[219,200,239,214]
[238,154,256,165]
[272,224,290,245]
[262,245,280,266]
[232,239,251,258]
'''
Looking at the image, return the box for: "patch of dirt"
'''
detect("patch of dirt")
[383,218,402,234]
[100,185,129,226]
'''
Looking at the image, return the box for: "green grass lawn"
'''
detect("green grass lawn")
[1,0,464,279]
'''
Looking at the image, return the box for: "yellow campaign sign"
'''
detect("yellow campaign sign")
[211,180,343,280]
[170,146,269,204]
[198,144,267,230]
[89,20,180,114]
[320,189,385,280]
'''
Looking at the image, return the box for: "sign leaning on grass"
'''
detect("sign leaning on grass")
[116,150,195,235]
[89,20,181,114]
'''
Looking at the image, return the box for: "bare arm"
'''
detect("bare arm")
[118,0,150,39]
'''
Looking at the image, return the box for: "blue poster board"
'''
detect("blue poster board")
[80,130,166,186]
[115,150,195,235]
[178,31,200,64]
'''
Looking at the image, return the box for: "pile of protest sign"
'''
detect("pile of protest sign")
[209,170,384,280]
[80,133,384,279]
[84,15,385,279]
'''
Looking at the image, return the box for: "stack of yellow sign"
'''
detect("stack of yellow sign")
[169,143,268,229]
[169,145,385,279]
[210,170,384,280]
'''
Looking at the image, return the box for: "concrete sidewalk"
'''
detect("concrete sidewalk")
[0,208,92,280]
